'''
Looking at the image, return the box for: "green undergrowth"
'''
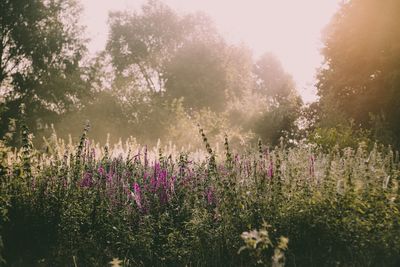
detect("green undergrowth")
[0,128,399,266]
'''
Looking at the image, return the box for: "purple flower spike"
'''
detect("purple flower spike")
[106,172,112,183]
[206,187,215,205]
[150,177,157,192]
[268,160,274,178]
[133,182,143,210]
[98,165,105,177]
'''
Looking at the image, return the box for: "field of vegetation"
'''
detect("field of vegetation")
[2,0,400,266]
[1,126,399,266]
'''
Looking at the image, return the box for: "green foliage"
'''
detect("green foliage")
[247,52,303,146]
[0,141,11,265]
[1,128,400,266]
[254,53,297,104]
[48,90,130,145]
[309,123,373,151]
[106,0,220,96]
[0,0,89,145]
[0,0,305,148]
[253,102,301,147]
[239,222,289,266]
[317,0,400,149]
[2,1,400,266]
[165,41,229,111]
[101,1,303,147]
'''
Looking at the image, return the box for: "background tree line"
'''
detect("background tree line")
[0,0,399,150]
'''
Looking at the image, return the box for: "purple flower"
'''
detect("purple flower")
[206,187,215,205]
[154,162,161,175]
[80,172,93,187]
[157,169,167,189]
[150,176,157,192]
[106,168,113,183]
[97,165,105,177]
[133,182,143,210]
[157,169,169,204]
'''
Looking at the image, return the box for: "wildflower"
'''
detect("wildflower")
[169,175,176,194]
[156,169,166,202]
[268,160,274,178]
[109,258,123,267]
[133,182,142,210]
[157,169,167,189]
[150,176,157,192]
[106,169,113,183]
[154,162,161,176]
[80,172,93,187]
[98,165,105,177]
[91,148,96,159]
[206,187,215,205]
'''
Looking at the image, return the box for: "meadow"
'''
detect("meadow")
[1,127,399,267]
[2,0,400,266]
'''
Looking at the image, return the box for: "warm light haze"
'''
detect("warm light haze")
[81,0,340,102]
[3,1,400,265]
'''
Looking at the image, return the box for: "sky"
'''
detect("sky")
[81,0,340,102]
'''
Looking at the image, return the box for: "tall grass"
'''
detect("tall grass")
[0,128,399,266]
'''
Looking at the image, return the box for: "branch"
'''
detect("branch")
[136,61,157,93]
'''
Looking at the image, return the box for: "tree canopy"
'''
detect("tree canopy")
[317,0,400,147]
[0,0,88,143]
[0,0,304,148]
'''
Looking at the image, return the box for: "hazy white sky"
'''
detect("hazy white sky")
[81,0,340,102]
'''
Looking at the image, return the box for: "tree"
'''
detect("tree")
[106,0,187,94]
[104,0,260,145]
[254,53,299,106]
[165,41,228,111]
[317,0,400,147]
[252,52,302,145]
[106,0,233,112]
[0,0,88,143]
[107,0,222,93]
[164,35,255,112]
[105,0,303,145]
